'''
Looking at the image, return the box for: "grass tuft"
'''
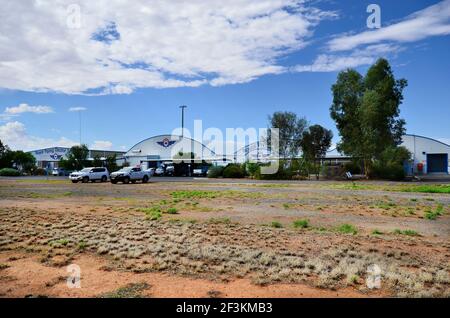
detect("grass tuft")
[270,221,283,228]
[393,229,419,236]
[336,223,358,235]
[293,219,309,229]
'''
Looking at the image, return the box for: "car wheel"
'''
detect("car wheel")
[101,175,107,182]
[123,177,130,184]
[131,180,136,184]
[82,177,89,183]
[142,175,149,183]
[111,180,118,184]
[71,180,78,183]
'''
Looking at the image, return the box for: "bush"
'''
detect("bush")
[207,166,224,178]
[337,223,358,235]
[320,165,345,179]
[222,164,245,178]
[32,168,47,176]
[246,162,260,178]
[369,146,410,181]
[256,161,294,180]
[270,221,283,228]
[0,168,21,176]
[344,161,362,174]
[293,219,309,229]
[371,162,405,181]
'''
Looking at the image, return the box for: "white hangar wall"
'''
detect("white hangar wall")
[124,134,217,168]
[401,134,450,174]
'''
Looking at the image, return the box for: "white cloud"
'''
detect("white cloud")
[0,121,77,151]
[91,140,113,150]
[293,44,400,72]
[0,0,334,94]
[68,107,87,112]
[5,103,54,114]
[328,0,450,51]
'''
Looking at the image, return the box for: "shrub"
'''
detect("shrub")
[371,162,405,181]
[166,207,178,214]
[257,163,294,180]
[393,229,419,236]
[424,204,444,220]
[246,162,260,177]
[0,168,21,176]
[270,221,283,228]
[32,168,47,176]
[320,164,345,180]
[207,166,224,178]
[337,223,358,235]
[293,219,309,229]
[222,164,245,178]
[344,161,362,174]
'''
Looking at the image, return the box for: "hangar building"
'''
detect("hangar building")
[401,134,450,175]
[29,147,125,170]
[123,134,220,170]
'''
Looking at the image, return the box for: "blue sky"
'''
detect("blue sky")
[0,0,449,151]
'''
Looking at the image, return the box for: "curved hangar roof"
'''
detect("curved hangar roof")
[125,135,216,161]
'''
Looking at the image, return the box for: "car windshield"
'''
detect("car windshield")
[118,167,132,172]
[80,168,92,172]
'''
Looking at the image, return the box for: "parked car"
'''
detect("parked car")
[154,167,165,176]
[145,168,155,176]
[165,164,175,176]
[193,166,209,177]
[69,167,109,183]
[110,167,151,184]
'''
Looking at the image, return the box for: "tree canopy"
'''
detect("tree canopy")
[59,144,89,171]
[330,58,407,174]
[300,125,333,162]
[268,111,307,158]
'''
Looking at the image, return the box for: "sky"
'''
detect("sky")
[0,0,449,152]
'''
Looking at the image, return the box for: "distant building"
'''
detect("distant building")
[233,134,450,175]
[401,134,449,175]
[28,147,126,170]
[123,134,221,169]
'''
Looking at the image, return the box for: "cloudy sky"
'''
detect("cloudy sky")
[0,0,449,151]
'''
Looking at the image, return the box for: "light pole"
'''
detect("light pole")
[78,110,82,145]
[179,105,187,138]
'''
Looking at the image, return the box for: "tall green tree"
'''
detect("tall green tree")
[0,139,13,168]
[12,151,36,173]
[59,144,89,171]
[268,111,308,159]
[105,155,118,173]
[330,58,407,175]
[300,125,333,179]
[92,155,103,167]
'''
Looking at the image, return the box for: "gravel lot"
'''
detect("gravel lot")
[0,178,449,297]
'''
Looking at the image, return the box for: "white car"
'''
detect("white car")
[110,167,151,184]
[69,167,109,183]
[154,167,165,176]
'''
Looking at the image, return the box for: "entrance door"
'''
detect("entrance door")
[427,154,448,173]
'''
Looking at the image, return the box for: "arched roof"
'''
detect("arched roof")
[125,134,216,160]
[404,134,450,148]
